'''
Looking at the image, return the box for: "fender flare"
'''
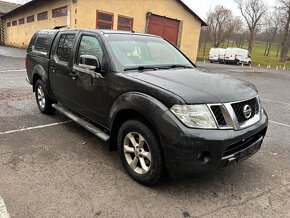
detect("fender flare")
[32,64,54,100]
[109,91,171,130]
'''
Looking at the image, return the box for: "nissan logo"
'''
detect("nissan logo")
[243,105,252,119]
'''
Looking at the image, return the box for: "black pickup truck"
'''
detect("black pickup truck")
[26,29,268,185]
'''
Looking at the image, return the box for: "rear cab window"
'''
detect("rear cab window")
[28,30,59,58]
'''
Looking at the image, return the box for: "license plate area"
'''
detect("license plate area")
[237,137,263,162]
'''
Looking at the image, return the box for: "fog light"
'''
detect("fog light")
[197,151,211,164]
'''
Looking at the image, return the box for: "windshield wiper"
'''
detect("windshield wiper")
[124,66,158,72]
[161,64,194,69]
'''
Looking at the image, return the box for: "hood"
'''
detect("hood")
[125,68,258,104]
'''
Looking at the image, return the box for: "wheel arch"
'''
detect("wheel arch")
[32,64,48,91]
[108,92,170,151]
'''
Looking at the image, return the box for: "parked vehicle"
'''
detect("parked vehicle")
[224,48,251,65]
[208,48,226,63]
[26,29,268,185]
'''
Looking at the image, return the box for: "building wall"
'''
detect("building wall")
[4,0,74,48]
[76,0,201,62]
[3,0,202,62]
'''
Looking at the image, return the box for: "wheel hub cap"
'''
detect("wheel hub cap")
[123,132,152,175]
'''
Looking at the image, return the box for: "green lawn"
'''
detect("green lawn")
[197,41,289,68]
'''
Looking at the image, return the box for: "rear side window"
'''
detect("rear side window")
[34,35,51,54]
[56,34,75,62]
[27,33,37,53]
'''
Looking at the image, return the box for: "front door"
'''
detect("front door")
[71,33,108,125]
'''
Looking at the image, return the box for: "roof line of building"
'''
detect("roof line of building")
[1,0,207,26]
[176,0,207,26]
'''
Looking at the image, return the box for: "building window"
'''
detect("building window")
[56,34,75,62]
[19,18,25,25]
[12,20,17,26]
[38,11,48,20]
[7,22,11,27]
[52,6,68,18]
[118,15,133,31]
[96,11,113,29]
[27,15,34,23]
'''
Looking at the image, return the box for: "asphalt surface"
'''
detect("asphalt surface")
[0,49,289,217]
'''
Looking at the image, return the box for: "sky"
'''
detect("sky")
[4,0,277,21]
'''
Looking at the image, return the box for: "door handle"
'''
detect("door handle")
[51,65,56,72]
[69,71,79,80]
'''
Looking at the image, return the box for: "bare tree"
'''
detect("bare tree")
[206,5,237,47]
[278,0,290,62]
[262,9,280,56]
[235,0,268,53]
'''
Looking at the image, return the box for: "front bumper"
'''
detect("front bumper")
[159,109,268,175]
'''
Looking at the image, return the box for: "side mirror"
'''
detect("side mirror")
[79,55,101,71]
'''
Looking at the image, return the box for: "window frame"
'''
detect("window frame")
[96,10,114,30]
[75,34,105,65]
[37,11,48,21]
[12,20,17,26]
[18,18,25,25]
[55,33,76,64]
[52,6,68,18]
[117,15,134,31]
[27,15,35,23]
[7,22,11,27]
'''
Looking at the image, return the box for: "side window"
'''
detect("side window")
[77,35,104,64]
[56,34,75,62]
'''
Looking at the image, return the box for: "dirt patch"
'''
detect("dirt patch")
[0,90,33,100]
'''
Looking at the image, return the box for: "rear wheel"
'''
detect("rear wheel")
[35,80,53,114]
[118,120,163,186]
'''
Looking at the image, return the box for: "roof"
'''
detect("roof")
[176,0,207,26]
[0,0,20,15]
[1,0,207,26]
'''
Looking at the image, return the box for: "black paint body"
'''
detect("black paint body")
[26,29,268,175]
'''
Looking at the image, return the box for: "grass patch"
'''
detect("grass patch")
[197,41,289,68]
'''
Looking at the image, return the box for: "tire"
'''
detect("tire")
[117,119,163,186]
[35,79,53,114]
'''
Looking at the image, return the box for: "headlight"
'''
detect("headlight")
[170,104,217,129]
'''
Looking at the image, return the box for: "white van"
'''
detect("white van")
[224,48,251,65]
[208,48,226,63]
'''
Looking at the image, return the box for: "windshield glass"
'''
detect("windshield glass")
[105,34,193,69]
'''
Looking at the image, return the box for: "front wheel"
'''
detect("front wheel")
[118,120,163,186]
[35,80,53,114]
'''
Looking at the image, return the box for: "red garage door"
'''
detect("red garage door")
[147,14,180,46]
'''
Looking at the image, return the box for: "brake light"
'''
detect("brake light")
[25,56,28,70]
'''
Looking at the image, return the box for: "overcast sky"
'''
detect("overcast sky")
[3,0,277,20]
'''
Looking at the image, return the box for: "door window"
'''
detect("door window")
[77,35,104,64]
[56,34,75,63]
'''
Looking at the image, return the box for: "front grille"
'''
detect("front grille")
[210,105,226,126]
[231,98,259,123]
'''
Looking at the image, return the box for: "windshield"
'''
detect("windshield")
[105,34,193,69]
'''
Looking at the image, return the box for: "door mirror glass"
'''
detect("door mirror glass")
[79,55,101,71]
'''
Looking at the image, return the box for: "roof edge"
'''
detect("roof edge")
[176,0,207,26]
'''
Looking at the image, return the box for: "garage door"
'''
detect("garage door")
[147,14,180,46]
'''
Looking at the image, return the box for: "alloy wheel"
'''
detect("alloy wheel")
[123,132,152,175]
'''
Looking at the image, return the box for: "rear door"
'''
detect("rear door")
[147,14,180,46]
[49,31,78,108]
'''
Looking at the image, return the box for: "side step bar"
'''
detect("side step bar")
[52,104,110,142]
